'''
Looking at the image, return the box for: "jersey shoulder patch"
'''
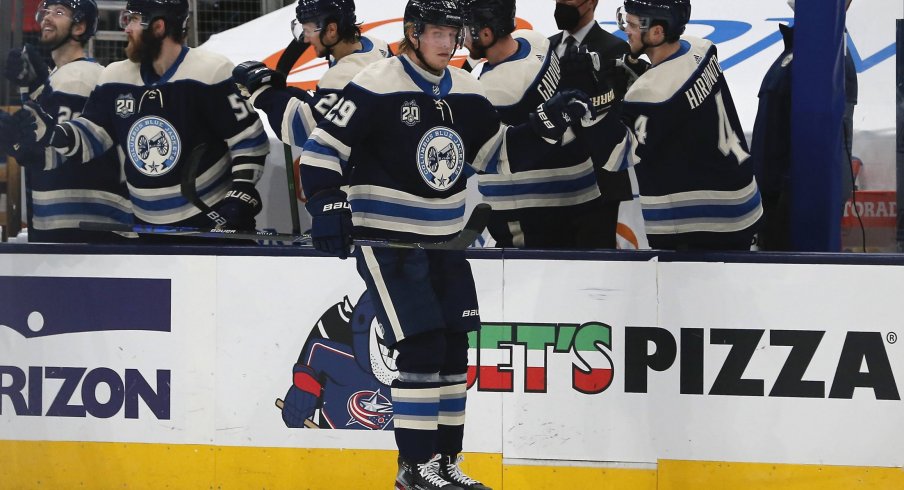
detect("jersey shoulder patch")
[480,35,548,107]
[512,28,550,52]
[50,59,103,96]
[97,59,143,87]
[625,36,714,105]
[320,38,390,91]
[448,66,487,98]
[350,57,420,95]
[173,48,233,84]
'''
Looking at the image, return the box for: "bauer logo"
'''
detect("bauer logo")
[417,126,465,191]
[0,276,171,338]
[127,115,182,177]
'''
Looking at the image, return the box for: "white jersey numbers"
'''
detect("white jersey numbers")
[314,93,340,117]
[715,90,749,164]
[228,93,252,121]
[634,115,649,146]
[325,98,357,128]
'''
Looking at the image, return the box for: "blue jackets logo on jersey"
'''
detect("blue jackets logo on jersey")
[127,116,182,177]
[417,126,465,191]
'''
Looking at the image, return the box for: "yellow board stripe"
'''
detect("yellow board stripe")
[658,459,904,490]
[2,441,902,489]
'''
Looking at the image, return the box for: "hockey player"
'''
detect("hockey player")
[617,0,763,250]
[0,0,132,242]
[461,0,637,249]
[232,0,393,150]
[297,1,591,488]
[11,0,269,237]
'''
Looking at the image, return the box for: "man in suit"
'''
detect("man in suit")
[549,0,633,248]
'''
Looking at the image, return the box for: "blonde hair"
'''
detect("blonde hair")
[397,21,416,55]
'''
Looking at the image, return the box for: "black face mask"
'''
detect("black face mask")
[554,1,588,31]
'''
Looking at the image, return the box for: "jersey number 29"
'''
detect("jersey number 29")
[325,98,357,127]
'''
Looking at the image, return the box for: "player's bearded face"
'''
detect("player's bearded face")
[126,22,165,63]
[414,25,459,74]
[464,26,489,60]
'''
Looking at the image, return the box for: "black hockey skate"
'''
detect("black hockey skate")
[438,454,492,490]
[395,454,465,490]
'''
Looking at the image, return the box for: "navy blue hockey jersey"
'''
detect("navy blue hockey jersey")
[622,37,762,236]
[60,47,269,225]
[299,54,563,243]
[251,36,392,148]
[476,29,636,212]
[20,58,132,242]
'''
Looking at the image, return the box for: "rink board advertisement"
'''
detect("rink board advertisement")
[0,254,218,444]
[2,253,903,469]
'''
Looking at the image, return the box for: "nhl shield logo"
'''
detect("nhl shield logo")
[400,100,420,127]
[115,94,135,118]
[417,126,465,191]
[126,116,182,177]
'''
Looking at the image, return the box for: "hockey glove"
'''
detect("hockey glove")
[615,54,650,89]
[305,189,353,259]
[12,101,67,150]
[4,45,49,96]
[281,364,322,428]
[212,181,263,230]
[560,47,617,123]
[528,89,591,143]
[232,61,286,100]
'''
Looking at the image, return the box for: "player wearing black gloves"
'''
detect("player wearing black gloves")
[5,44,50,98]
[461,0,637,249]
[0,0,133,243]
[232,0,392,151]
[297,1,590,488]
[548,0,636,248]
[11,0,269,242]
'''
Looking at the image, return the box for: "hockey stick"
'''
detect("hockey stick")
[275,38,311,235]
[180,143,229,228]
[275,398,319,429]
[80,203,492,250]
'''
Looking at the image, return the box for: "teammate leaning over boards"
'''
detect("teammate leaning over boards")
[232,0,393,150]
[297,1,593,487]
[0,0,132,243]
[10,0,269,239]
[618,0,763,250]
[461,0,637,249]
[229,0,395,437]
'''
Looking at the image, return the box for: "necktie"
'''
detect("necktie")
[563,36,578,56]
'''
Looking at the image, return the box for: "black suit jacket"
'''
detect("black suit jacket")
[550,23,633,202]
